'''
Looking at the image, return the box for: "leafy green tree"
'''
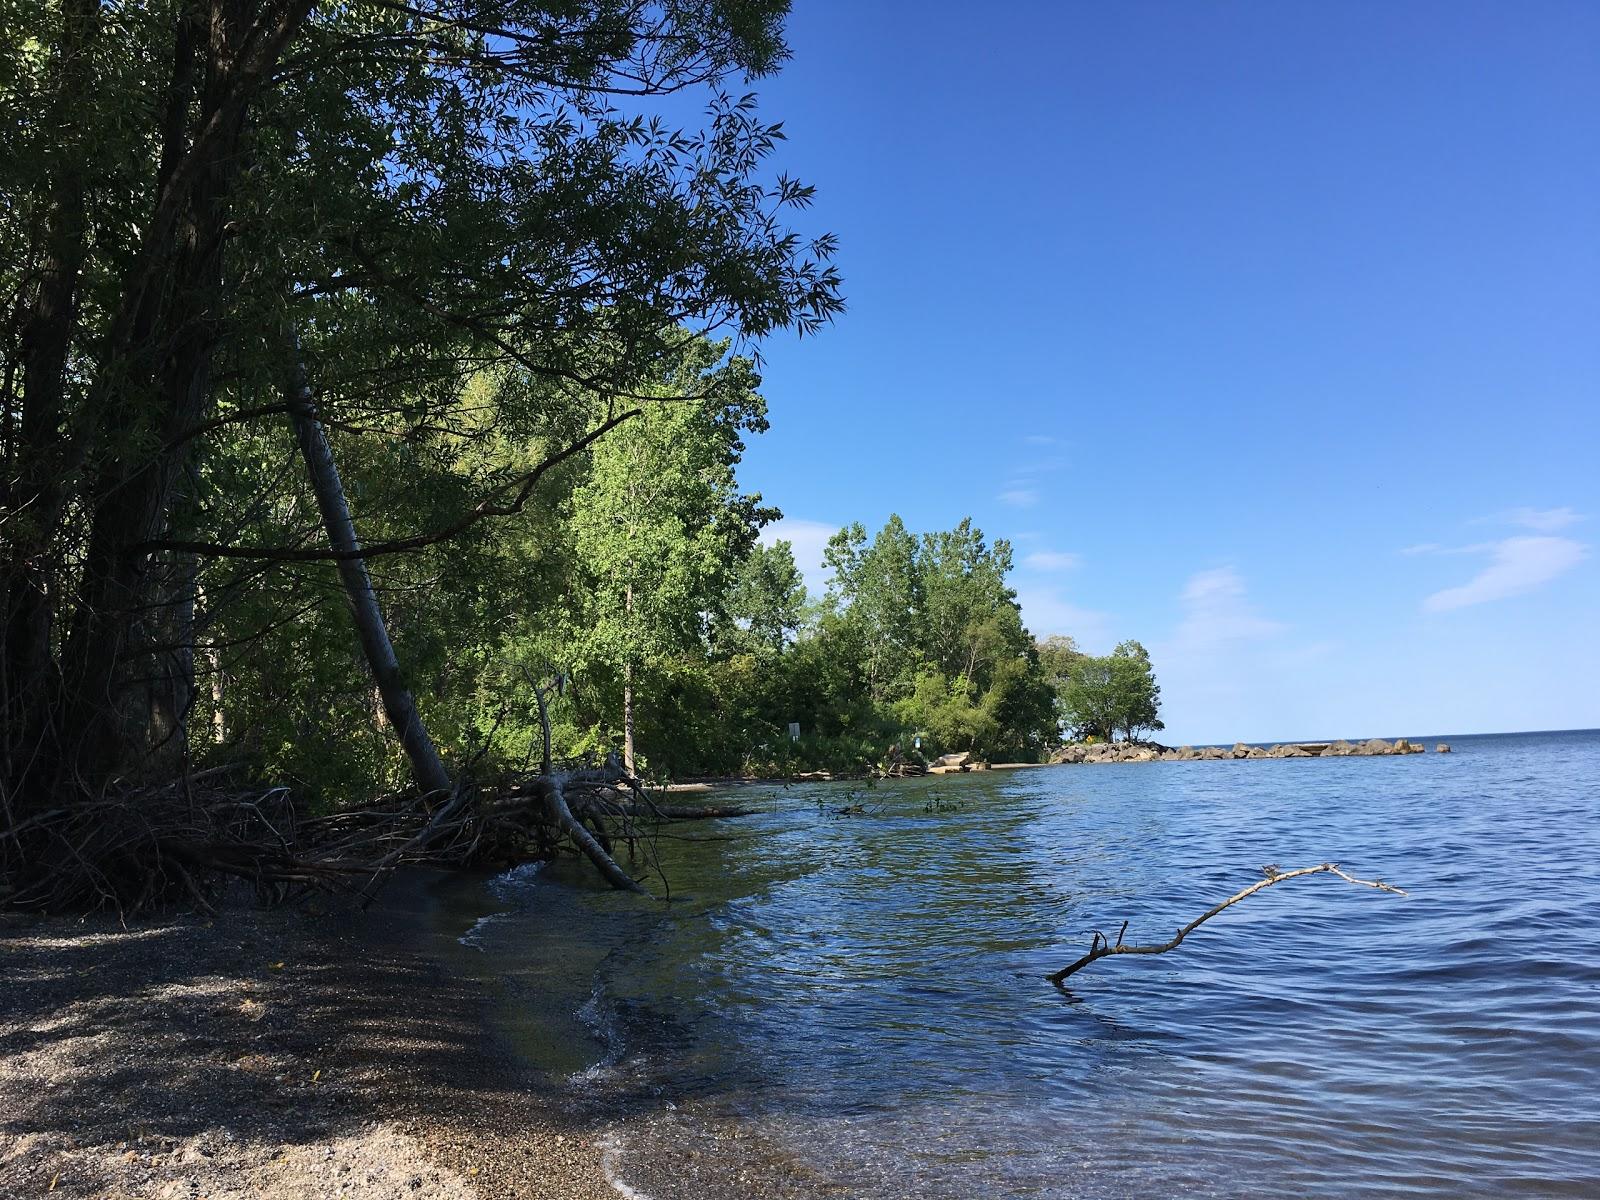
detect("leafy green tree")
[2,0,840,818]
[821,516,921,703]
[714,539,807,655]
[565,343,772,773]
[1108,640,1164,741]
[1060,640,1164,743]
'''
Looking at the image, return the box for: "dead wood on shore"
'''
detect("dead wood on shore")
[0,676,743,913]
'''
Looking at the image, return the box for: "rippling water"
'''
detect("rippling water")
[439,730,1600,1197]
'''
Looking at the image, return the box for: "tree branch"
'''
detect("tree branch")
[136,407,641,561]
[1047,863,1407,985]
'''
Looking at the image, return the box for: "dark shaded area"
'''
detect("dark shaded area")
[0,875,615,1198]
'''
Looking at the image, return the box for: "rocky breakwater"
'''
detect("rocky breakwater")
[1054,738,1445,764]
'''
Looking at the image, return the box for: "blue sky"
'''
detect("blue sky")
[730,1,1598,744]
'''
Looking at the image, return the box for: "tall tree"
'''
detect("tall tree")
[565,343,773,773]
[714,539,807,655]
[1,0,840,821]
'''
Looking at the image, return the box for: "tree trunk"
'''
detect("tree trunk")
[621,579,637,774]
[2,0,100,797]
[623,659,637,775]
[286,340,453,798]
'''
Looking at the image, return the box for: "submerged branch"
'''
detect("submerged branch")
[1047,863,1407,986]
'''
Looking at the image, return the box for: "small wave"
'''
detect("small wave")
[567,978,629,1088]
[596,1131,657,1200]
[458,860,548,949]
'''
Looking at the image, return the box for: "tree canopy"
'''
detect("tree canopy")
[1059,640,1165,743]
[2,0,841,812]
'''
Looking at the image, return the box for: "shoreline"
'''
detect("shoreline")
[0,877,623,1200]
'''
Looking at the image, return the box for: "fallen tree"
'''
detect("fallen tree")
[1047,863,1408,986]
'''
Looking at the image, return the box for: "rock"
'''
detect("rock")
[1323,739,1354,756]
[1271,744,1310,758]
[1436,743,1451,753]
[1359,738,1392,755]
[1245,746,1270,758]
[1231,742,1250,759]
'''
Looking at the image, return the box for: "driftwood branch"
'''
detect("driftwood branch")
[1047,863,1407,986]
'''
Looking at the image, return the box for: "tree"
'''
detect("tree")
[1060,640,1164,743]
[565,342,773,774]
[2,0,840,903]
[714,539,807,655]
[1108,640,1164,742]
[821,516,921,703]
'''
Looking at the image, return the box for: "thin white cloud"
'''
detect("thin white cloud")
[1401,541,1491,557]
[1423,535,1586,612]
[1504,506,1584,533]
[759,518,839,600]
[997,487,1039,508]
[1014,585,1112,649]
[1022,550,1081,572]
[1172,567,1286,651]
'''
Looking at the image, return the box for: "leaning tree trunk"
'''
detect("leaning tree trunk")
[623,658,637,774]
[622,580,637,773]
[285,340,453,798]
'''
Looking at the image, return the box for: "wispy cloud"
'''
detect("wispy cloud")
[759,517,839,599]
[1502,506,1585,533]
[997,487,1039,508]
[1014,585,1112,649]
[1423,535,1587,612]
[1021,549,1081,572]
[1172,567,1286,651]
[1401,541,1490,557]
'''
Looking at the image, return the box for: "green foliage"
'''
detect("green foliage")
[1059,640,1165,743]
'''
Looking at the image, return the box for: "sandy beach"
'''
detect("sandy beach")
[0,883,621,1200]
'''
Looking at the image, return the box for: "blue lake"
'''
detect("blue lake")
[442,729,1600,1197]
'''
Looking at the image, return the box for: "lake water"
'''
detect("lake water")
[437,729,1600,1198]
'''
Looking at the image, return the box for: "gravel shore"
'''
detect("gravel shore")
[0,883,621,1200]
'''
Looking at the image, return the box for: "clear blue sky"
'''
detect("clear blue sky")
[732,0,1598,744]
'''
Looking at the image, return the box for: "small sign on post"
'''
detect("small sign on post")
[788,722,801,742]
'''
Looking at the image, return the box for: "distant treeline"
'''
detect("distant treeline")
[181,356,1163,792]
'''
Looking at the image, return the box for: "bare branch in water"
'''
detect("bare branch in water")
[1048,863,1407,986]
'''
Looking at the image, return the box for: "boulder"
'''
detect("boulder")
[1271,744,1310,758]
[1201,746,1227,760]
[1245,746,1270,758]
[1231,742,1250,759]
[1359,738,1393,755]
[1323,739,1354,756]
[1435,743,1451,753]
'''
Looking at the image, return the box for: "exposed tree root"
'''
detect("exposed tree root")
[1048,863,1407,986]
[0,759,740,913]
